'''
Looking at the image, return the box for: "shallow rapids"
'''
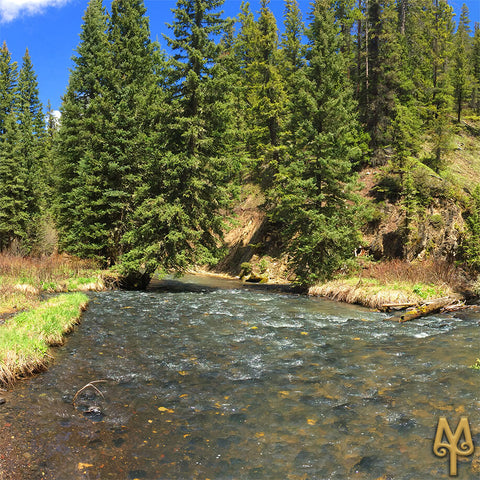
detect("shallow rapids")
[0,275,479,479]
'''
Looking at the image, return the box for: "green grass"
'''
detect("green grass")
[0,293,88,387]
[0,254,103,314]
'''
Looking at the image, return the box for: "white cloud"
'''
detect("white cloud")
[0,0,71,22]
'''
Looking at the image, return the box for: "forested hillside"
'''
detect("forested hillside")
[2,0,480,288]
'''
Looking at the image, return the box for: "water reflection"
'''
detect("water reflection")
[0,275,479,479]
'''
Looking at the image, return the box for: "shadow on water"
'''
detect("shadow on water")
[148,274,307,295]
[0,274,479,479]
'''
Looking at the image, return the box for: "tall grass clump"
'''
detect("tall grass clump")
[309,259,465,308]
[0,293,88,387]
[0,254,102,315]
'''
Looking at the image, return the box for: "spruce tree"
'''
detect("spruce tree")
[237,0,286,183]
[471,23,480,113]
[429,0,454,171]
[54,0,113,262]
[370,1,421,166]
[0,112,28,252]
[104,0,157,267]
[0,42,17,135]
[0,43,28,252]
[270,0,367,284]
[281,0,304,77]
[119,0,237,283]
[452,3,472,123]
[16,49,46,247]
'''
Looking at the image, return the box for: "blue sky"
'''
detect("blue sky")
[0,0,479,113]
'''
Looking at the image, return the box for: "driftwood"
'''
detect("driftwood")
[72,380,107,407]
[381,302,417,312]
[384,297,457,323]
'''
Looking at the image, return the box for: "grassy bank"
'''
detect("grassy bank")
[0,254,104,317]
[0,292,88,387]
[308,259,466,309]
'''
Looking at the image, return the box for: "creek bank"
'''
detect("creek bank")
[0,293,89,388]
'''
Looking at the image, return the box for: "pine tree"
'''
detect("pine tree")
[235,0,286,183]
[271,0,367,284]
[428,0,454,171]
[16,48,46,247]
[371,1,421,166]
[452,3,472,123]
[103,0,158,267]
[0,43,28,252]
[119,0,237,284]
[0,112,28,252]
[281,0,304,77]
[54,0,113,262]
[472,23,480,113]
[0,42,17,135]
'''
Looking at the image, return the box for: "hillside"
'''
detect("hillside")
[210,120,480,307]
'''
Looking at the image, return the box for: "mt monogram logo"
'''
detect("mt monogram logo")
[433,417,475,476]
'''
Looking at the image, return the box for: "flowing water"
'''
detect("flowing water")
[0,275,479,479]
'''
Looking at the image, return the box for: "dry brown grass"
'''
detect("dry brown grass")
[0,254,101,315]
[0,253,97,282]
[309,260,464,309]
[358,259,464,291]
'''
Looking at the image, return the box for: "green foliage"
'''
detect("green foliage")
[269,0,367,284]
[451,4,473,123]
[4,0,479,287]
[412,283,439,299]
[120,0,237,280]
[55,0,159,269]
[429,213,444,228]
[16,49,47,250]
[235,0,286,180]
[460,185,480,270]
[240,262,252,276]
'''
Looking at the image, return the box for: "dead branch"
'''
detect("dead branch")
[72,380,107,407]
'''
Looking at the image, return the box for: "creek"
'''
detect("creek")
[0,275,479,479]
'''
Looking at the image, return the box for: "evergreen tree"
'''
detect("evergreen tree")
[0,43,28,252]
[271,0,367,284]
[281,0,304,77]
[104,0,158,266]
[428,0,454,171]
[452,3,472,123]
[0,42,17,135]
[54,0,113,262]
[235,0,286,182]
[373,1,421,165]
[461,185,480,271]
[471,23,480,113]
[0,112,28,252]
[119,0,237,284]
[16,48,46,246]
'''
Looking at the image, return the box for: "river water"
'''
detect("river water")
[0,275,479,479]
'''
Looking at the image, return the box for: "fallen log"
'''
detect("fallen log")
[381,302,417,312]
[385,297,456,323]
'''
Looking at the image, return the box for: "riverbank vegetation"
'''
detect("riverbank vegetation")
[3,0,480,299]
[0,254,103,318]
[0,292,88,386]
[308,259,465,309]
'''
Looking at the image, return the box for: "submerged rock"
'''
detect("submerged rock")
[82,406,104,421]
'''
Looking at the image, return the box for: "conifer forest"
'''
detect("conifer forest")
[3,0,480,287]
